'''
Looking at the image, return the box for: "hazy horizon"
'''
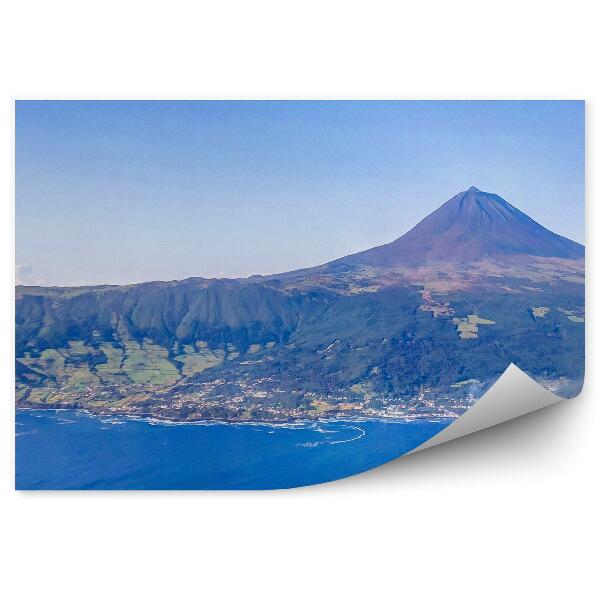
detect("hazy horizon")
[16,100,584,287]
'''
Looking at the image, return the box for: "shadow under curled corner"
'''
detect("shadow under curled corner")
[330,362,578,490]
[409,363,564,453]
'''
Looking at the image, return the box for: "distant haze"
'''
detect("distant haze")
[16,100,584,287]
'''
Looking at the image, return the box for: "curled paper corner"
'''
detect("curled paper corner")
[409,363,564,454]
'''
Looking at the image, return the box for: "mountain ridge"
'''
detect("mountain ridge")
[16,187,584,291]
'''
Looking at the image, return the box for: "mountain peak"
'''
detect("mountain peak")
[332,187,584,268]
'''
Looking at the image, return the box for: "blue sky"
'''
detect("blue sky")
[16,100,584,286]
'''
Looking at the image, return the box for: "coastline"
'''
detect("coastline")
[15,405,455,429]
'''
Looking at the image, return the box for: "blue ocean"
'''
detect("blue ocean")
[15,409,449,490]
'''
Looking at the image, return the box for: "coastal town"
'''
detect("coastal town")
[17,369,481,424]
